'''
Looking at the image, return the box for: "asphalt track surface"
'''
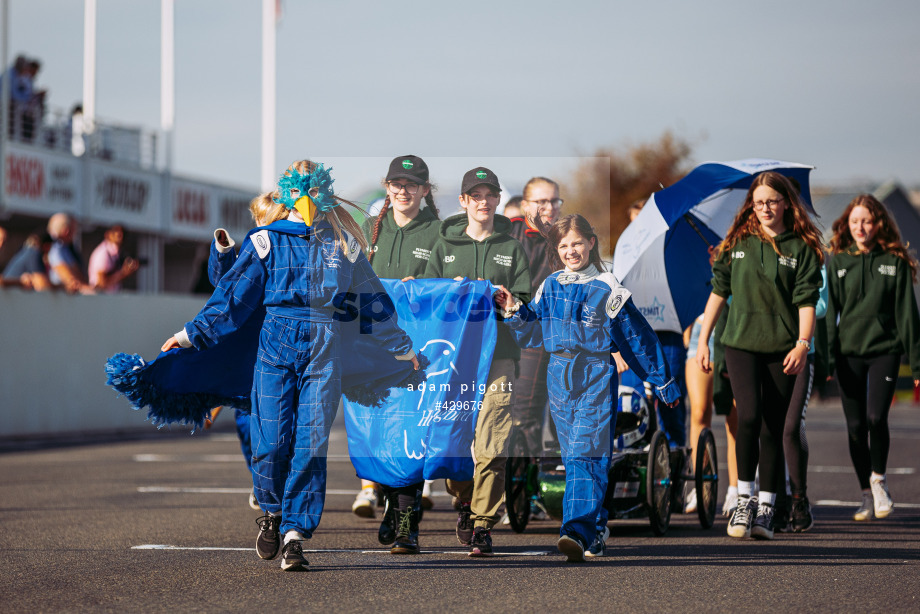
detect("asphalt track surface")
[2,399,918,613]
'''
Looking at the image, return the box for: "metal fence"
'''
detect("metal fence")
[8,105,159,170]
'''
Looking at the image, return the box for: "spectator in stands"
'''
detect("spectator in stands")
[88,224,139,292]
[2,231,54,291]
[2,55,45,142]
[47,213,93,294]
[69,104,86,156]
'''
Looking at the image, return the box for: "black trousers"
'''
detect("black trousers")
[725,347,813,496]
[835,353,900,489]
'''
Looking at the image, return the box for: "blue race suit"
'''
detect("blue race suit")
[207,232,253,471]
[181,219,416,537]
[505,265,680,545]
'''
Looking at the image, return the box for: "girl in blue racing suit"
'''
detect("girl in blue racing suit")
[161,160,420,571]
[495,214,679,562]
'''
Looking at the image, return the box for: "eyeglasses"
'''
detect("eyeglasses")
[752,198,784,211]
[387,181,421,195]
[527,198,564,210]
[466,192,500,203]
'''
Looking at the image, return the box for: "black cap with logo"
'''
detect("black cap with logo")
[461,166,501,195]
[386,155,429,184]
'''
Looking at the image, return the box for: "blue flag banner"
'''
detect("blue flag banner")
[344,278,497,486]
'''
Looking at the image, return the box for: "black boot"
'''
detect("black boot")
[377,490,398,545]
[390,507,420,554]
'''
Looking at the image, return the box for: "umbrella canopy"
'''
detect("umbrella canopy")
[613,159,815,334]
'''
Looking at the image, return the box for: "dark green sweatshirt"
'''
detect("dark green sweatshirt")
[423,213,531,361]
[827,246,920,379]
[711,231,821,354]
[361,207,441,279]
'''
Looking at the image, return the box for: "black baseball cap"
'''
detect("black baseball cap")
[461,167,501,195]
[386,155,429,184]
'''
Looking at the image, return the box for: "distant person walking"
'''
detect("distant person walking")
[356,155,442,554]
[422,166,531,556]
[508,177,564,461]
[697,172,824,541]
[827,194,920,521]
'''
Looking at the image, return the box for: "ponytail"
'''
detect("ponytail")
[368,196,391,262]
[423,190,440,219]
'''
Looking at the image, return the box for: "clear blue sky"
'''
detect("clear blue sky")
[6,0,919,201]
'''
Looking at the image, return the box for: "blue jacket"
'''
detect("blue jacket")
[182,219,413,359]
[506,265,680,404]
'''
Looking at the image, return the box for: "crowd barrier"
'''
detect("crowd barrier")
[0,290,203,438]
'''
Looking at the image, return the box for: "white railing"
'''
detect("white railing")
[8,105,159,170]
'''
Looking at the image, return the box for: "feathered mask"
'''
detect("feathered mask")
[273,163,337,225]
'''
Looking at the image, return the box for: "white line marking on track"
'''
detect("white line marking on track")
[133,545,252,551]
[809,466,915,474]
[138,486,453,497]
[208,432,346,443]
[817,500,920,509]
[131,545,549,556]
[132,454,354,463]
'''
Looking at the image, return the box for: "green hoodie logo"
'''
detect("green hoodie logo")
[402,159,414,169]
[476,170,487,179]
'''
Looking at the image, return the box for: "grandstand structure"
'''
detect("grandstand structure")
[0,107,258,294]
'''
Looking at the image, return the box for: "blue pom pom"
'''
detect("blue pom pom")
[105,353,249,432]
[343,354,431,408]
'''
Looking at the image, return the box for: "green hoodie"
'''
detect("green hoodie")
[423,213,531,361]
[827,246,920,379]
[361,207,441,279]
[711,231,821,354]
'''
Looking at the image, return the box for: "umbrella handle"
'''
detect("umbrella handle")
[682,214,714,248]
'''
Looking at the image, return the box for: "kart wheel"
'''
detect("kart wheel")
[504,430,531,533]
[695,427,718,529]
[646,430,672,536]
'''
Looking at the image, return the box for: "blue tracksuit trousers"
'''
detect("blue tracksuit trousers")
[548,352,616,544]
[250,313,340,537]
[234,408,252,471]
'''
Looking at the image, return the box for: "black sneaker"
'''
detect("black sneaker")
[585,526,609,558]
[751,501,776,540]
[280,540,308,571]
[726,495,757,539]
[791,496,814,533]
[557,534,586,563]
[378,493,398,545]
[255,513,281,560]
[390,508,420,554]
[468,527,493,557]
[774,501,791,533]
[456,503,474,545]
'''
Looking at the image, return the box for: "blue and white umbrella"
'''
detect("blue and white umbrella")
[612,159,815,334]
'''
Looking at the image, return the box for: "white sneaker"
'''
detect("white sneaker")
[727,495,757,539]
[421,480,434,510]
[870,476,893,518]
[248,488,260,511]
[352,486,378,518]
[684,488,697,514]
[722,490,738,517]
[853,492,873,521]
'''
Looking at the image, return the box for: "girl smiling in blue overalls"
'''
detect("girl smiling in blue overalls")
[495,214,679,562]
